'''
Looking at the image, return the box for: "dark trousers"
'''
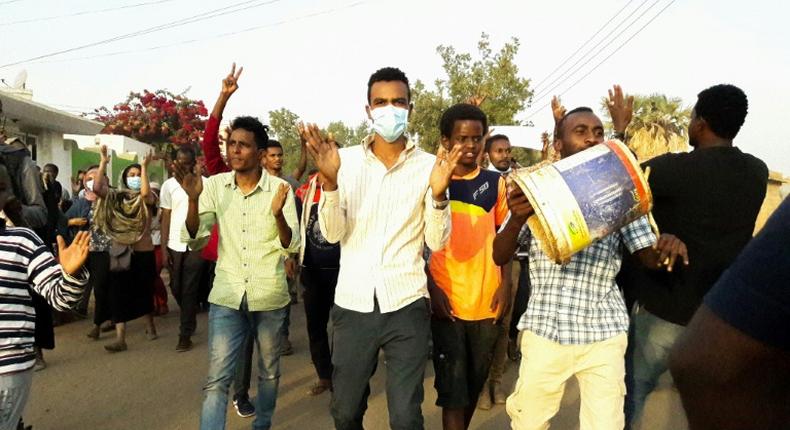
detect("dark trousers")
[331,298,430,430]
[85,251,111,326]
[168,248,205,337]
[509,259,531,340]
[302,267,338,380]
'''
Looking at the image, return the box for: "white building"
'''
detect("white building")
[0,86,103,180]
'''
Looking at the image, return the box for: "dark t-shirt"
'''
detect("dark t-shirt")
[620,146,768,325]
[302,203,340,269]
[705,198,790,351]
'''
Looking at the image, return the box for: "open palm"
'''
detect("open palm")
[58,231,90,275]
[303,123,340,187]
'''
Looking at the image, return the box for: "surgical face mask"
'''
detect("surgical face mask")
[127,176,142,191]
[370,105,408,143]
[85,179,95,192]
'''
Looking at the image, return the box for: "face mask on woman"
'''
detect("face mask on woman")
[126,176,142,191]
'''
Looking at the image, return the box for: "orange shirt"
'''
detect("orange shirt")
[429,167,509,321]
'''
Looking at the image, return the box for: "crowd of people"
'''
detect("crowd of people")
[0,62,786,430]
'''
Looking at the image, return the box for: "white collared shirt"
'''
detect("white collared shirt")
[319,137,451,313]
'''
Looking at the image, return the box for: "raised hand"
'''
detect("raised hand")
[58,231,90,275]
[551,96,566,125]
[303,123,340,190]
[142,150,154,167]
[221,62,243,96]
[606,84,634,134]
[99,144,110,165]
[271,183,289,217]
[173,160,203,201]
[428,144,463,201]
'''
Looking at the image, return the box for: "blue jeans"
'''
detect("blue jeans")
[625,306,685,428]
[0,369,32,430]
[199,298,286,430]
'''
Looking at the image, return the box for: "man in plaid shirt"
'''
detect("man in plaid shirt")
[493,87,689,430]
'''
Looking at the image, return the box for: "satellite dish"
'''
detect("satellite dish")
[12,70,27,89]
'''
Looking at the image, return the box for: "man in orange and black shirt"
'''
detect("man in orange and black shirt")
[428,103,511,430]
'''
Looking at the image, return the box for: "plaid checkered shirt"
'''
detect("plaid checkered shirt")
[516,216,656,345]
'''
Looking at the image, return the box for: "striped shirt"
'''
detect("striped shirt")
[183,170,300,312]
[0,227,88,374]
[516,216,656,344]
[319,137,451,313]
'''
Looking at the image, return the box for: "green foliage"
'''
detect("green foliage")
[600,93,691,160]
[326,120,371,148]
[410,33,533,154]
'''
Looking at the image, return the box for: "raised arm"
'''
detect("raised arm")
[203,63,243,175]
[172,161,204,238]
[140,150,156,204]
[424,145,462,251]
[304,123,345,243]
[493,178,533,265]
[94,145,111,198]
[605,84,634,140]
[28,231,90,312]
[291,124,308,181]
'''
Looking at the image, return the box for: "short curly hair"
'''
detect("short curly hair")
[694,84,748,140]
[439,103,488,139]
[230,116,269,149]
[367,67,410,104]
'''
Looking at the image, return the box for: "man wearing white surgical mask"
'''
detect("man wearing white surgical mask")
[301,67,463,430]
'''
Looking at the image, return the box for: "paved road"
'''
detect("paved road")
[26,298,688,430]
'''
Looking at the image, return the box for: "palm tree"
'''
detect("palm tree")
[601,93,691,161]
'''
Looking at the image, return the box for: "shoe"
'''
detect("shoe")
[34,356,47,372]
[492,382,508,405]
[279,338,293,356]
[104,341,127,353]
[176,335,193,352]
[477,385,492,410]
[307,379,332,396]
[233,397,256,418]
[86,326,100,340]
[146,329,158,341]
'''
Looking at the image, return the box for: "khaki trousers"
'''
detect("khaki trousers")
[506,330,628,430]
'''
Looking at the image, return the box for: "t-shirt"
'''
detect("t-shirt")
[303,203,340,269]
[159,176,205,252]
[704,198,790,351]
[429,167,508,321]
[620,146,768,325]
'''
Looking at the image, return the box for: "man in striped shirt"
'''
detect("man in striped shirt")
[0,164,90,430]
[302,67,462,430]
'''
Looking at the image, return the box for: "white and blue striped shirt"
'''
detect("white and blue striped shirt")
[0,227,87,374]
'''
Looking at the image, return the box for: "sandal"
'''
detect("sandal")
[104,341,127,353]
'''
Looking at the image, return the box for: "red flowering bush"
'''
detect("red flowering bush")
[92,90,208,150]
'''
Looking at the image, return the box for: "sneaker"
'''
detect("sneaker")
[176,335,193,352]
[279,338,293,356]
[104,341,127,353]
[233,397,256,418]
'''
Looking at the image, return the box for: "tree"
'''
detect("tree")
[326,120,370,148]
[268,107,304,176]
[600,93,691,161]
[92,89,208,153]
[410,33,533,165]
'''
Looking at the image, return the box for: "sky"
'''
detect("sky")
[2,0,789,174]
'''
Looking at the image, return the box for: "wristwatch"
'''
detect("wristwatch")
[432,198,450,210]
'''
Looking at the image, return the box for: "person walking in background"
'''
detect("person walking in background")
[91,147,158,352]
[149,181,170,316]
[160,146,206,352]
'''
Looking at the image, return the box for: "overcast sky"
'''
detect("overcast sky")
[2,0,788,174]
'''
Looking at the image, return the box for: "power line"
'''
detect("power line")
[529,0,663,107]
[522,0,676,121]
[1,0,177,27]
[0,0,284,69]
[531,0,635,93]
[532,0,653,100]
[0,0,23,6]
[25,0,372,65]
